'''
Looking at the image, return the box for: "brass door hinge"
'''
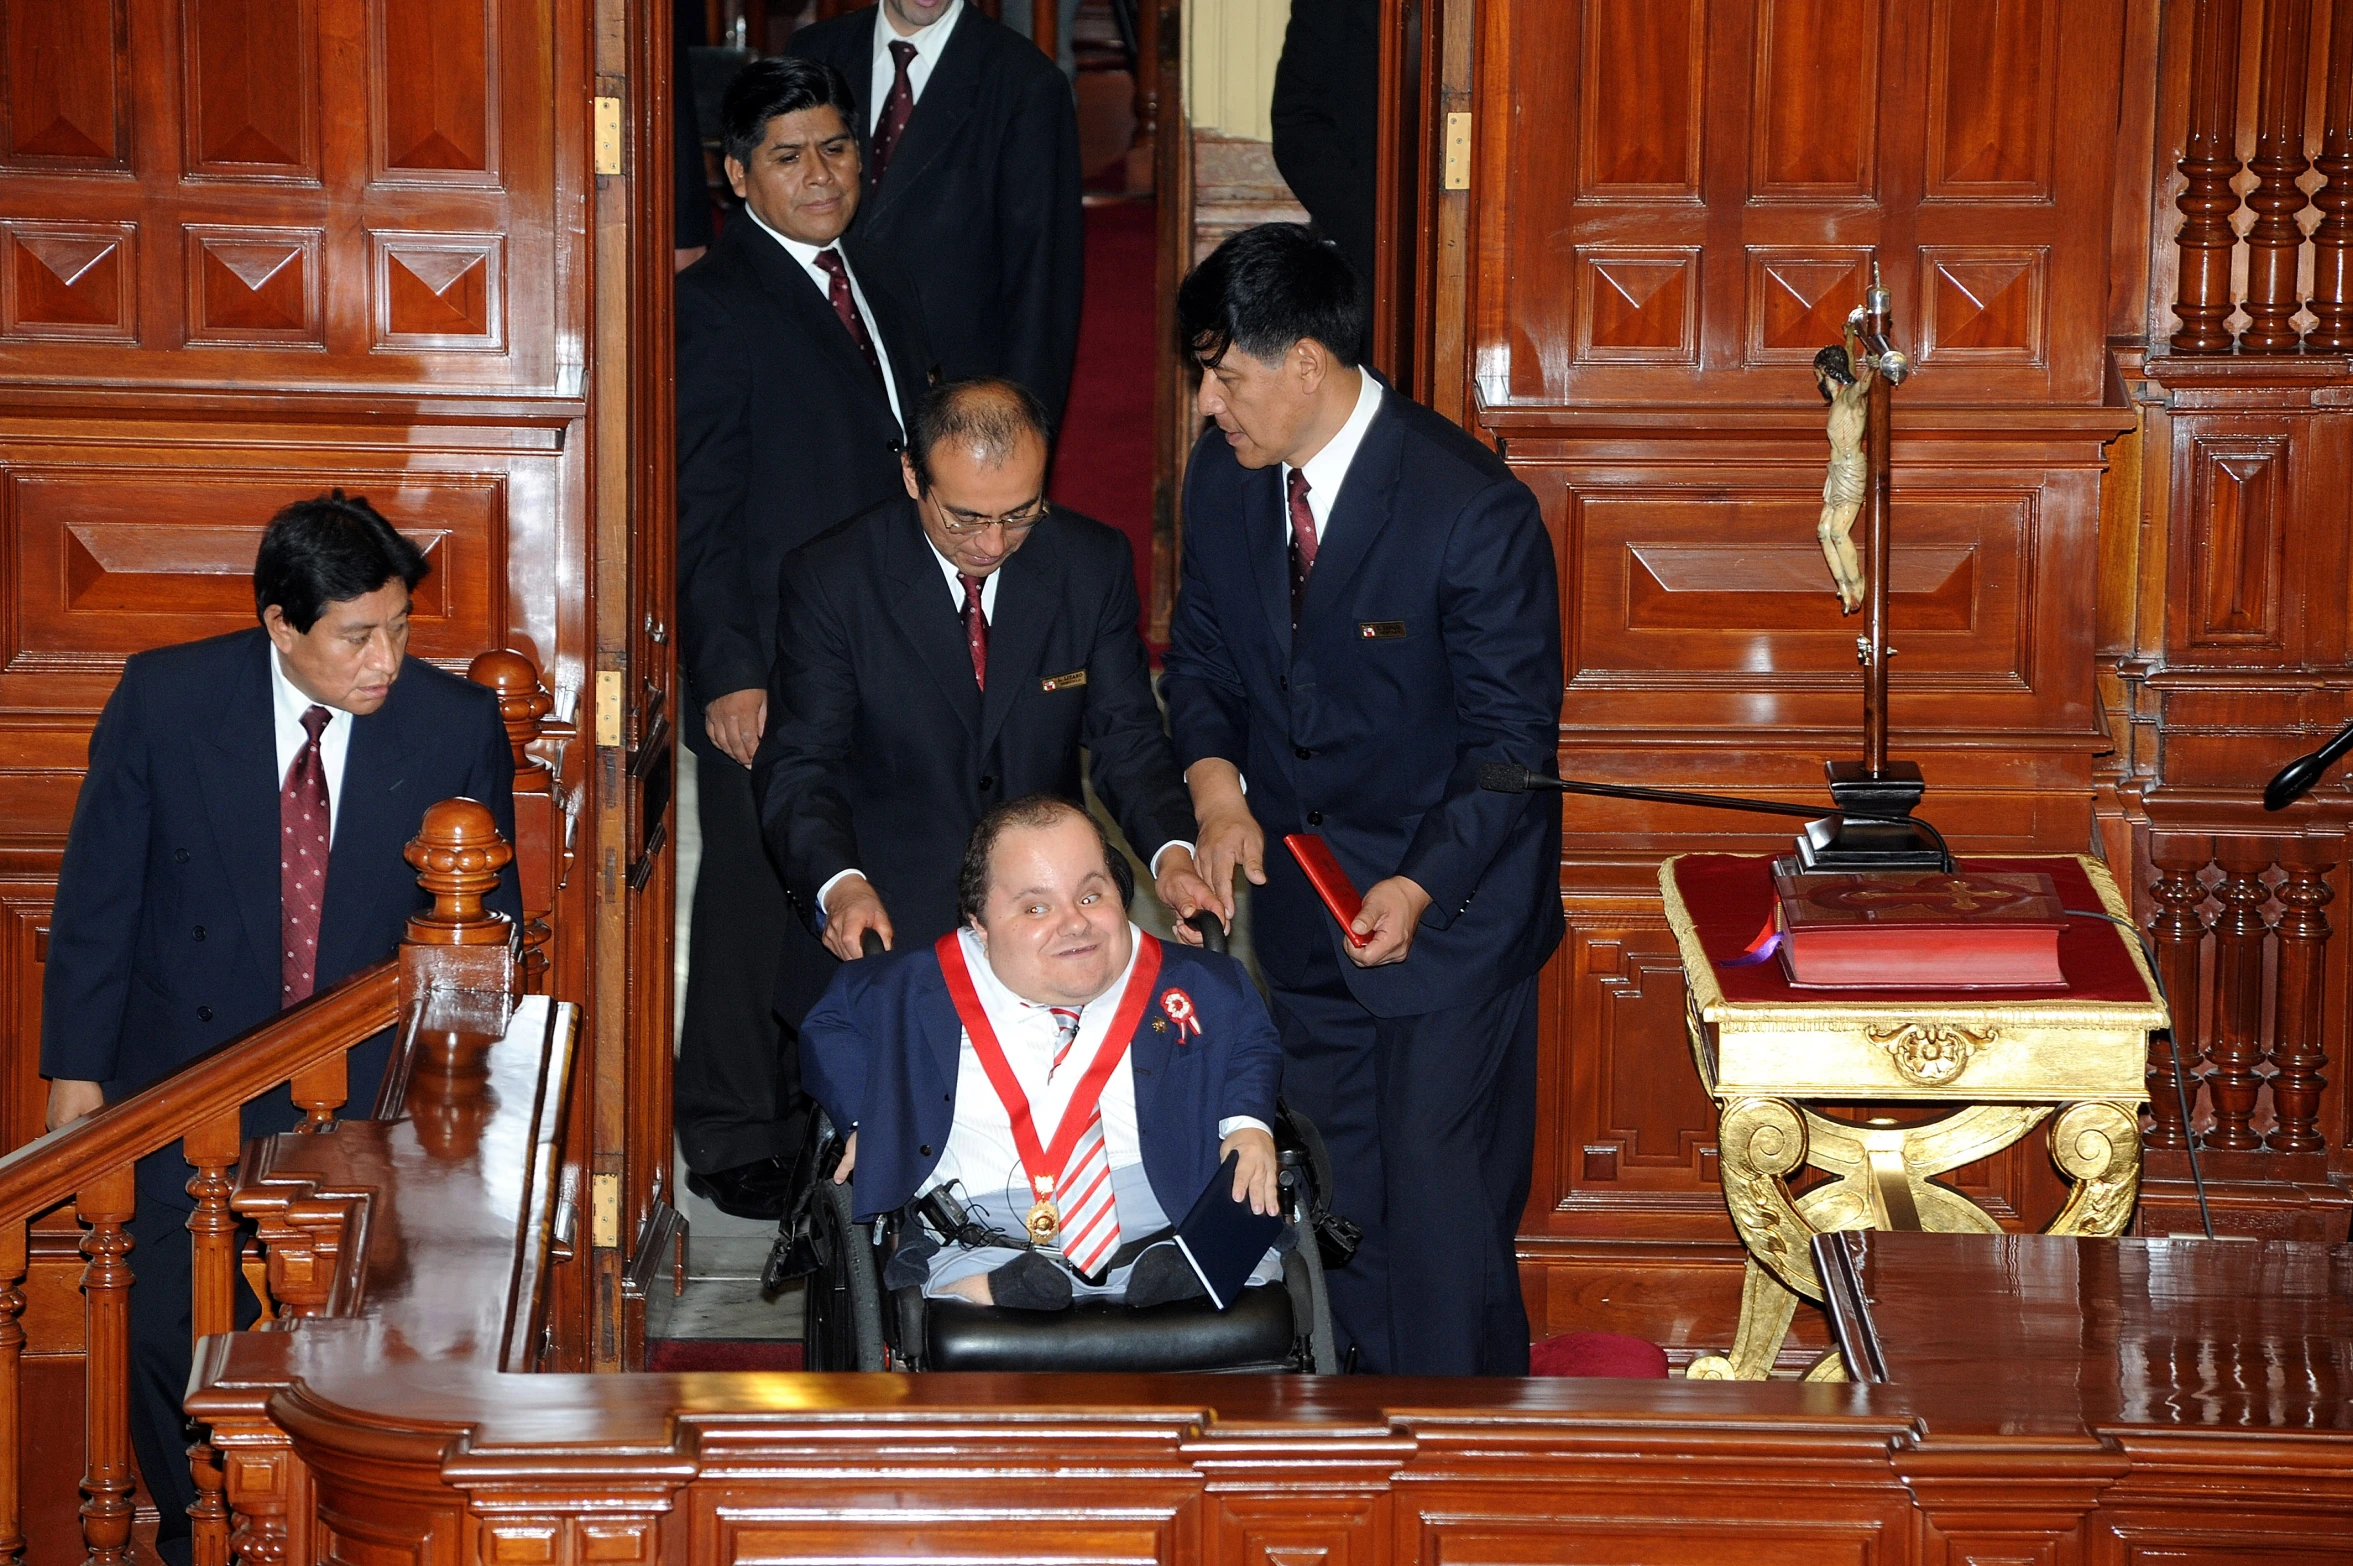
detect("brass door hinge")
[594,669,623,747]
[594,96,623,176]
[1443,112,1472,190]
[591,1172,621,1249]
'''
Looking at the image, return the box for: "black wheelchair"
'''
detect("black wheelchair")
[771,917,1350,1374]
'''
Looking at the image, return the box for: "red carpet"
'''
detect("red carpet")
[1052,200,1158,644]
[646,1339,804,1373]
[1528,1332,1671,1379]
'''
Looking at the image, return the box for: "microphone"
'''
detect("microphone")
[1478,762,1837,822]
[2264,717,2353,811]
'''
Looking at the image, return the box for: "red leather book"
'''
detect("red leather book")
[1773,870,2068,989]
[1283,833,1372,948]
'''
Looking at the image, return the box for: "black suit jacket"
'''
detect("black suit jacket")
[40,628,520,1204]
[752,499,1195,1021]
[1161,386,1565,1018]
[675,216,934,732]
[788,6,1082,427]
[1270,0,1380,291]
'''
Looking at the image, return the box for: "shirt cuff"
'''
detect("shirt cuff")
[1216,1115,1272,1139]
[1148,840,1195,878]
[814,868,867,930]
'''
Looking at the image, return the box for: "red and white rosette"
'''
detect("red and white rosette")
[1159,987,1202,1038]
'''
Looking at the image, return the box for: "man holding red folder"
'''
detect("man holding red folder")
[1160,224,1565,1374]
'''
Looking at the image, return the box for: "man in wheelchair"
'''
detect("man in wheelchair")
[802,794,1286,1312]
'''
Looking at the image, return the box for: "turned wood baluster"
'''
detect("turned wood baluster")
[2309,0,2353,347]
[2269,856,2336,1151]
[2206,845,2273,1150]
[2242,0,2317,350]
[0,1218,25,1566]
[467,650,552,991]
[2146,842,2212,1148]
[2172,0,2250,353]
[184,1109,241,1565]
[288,1053,346,1133]
[77,1164,137,1564]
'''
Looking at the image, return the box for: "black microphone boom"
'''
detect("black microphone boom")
[1478,762,1845,822]
[2264,717,2353,811]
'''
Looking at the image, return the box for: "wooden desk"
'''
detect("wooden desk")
[1818,1229,2353,1436]
[1662,854,2170,1380]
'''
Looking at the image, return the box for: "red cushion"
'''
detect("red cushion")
[1527,1331,1670,1379]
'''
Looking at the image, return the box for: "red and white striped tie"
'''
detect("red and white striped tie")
[1047,1007,1120,1275]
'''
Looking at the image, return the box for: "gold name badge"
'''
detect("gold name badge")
[1040,668,1089,691]
[1358,621,1407,640]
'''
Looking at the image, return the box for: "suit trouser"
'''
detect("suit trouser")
[125,1193,261,1566]
[1266,937,1538,1376]
[674,744,808,1174]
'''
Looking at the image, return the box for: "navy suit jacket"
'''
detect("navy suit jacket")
[752,499,1196,1024]
[40,628,520,1206]
[1160,386,1565,1017]
[801,935,1282,1224]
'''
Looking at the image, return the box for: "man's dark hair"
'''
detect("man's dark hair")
[720,56,858,167]
[1176,221,1365,370]
[957,795,1135,925]
[907,378,1054,493]
[253,490,430,634]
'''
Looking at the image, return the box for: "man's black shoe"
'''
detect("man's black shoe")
[1123,1243,1209,1308]
[686,1155,794,1219]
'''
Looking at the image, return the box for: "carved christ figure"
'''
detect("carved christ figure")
[1813,335,1872,615]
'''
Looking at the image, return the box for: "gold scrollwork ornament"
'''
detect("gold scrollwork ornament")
[1864,1022,1998,1088]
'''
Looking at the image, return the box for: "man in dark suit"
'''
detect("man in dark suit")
[1271,0,1381,294]
[754,377,1212,1029]
[40,492,518,1565]
[803,796,1281,1309]
[674,55,935,1216]
[1160,224,1565,1375]
[788,1,1083,427]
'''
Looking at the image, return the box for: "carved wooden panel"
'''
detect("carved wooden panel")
[371,0,498,182]
[0,0,130,170]
[0,883,55,1156]
[2,223,138,342]
[374,233,504,349]
[1576,0,1704,202]
[1471,0,2124,406]
[1213,1497,1385,1566]
[2179,433,2291,655]
[187,226,324,344]
[1750,0,1881,203]
[184,0,319,180]
[1417,1516,1888,1566]
[697,1500,1178,1566]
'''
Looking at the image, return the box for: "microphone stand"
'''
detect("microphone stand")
[2264,716,2353,811]
[1480,766,1955,873]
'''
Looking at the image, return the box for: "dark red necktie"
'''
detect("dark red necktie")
[813,248,886,388]
[872,40,918,182]
[280,703,331,1005]
[1286,468,1318,628]
[960,573,989,689]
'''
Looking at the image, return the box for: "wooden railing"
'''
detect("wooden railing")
[2170,0,2353,353]
[0,799,522,1565]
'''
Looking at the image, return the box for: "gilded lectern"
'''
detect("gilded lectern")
[1662,853,2170,1381]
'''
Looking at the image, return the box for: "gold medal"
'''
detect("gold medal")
[1026,1199,1060,1245]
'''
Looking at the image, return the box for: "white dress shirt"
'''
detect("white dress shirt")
[872,0,964,132]
[269,649,353,845]
[921,924,1267,1205]
[1280,369,1385,544]
[741,207,905,430]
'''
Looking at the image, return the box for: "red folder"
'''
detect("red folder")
[1284,833,1372,948]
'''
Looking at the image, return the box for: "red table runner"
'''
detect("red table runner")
[1668,855,2153,1006]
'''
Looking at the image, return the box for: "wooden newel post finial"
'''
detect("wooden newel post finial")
[467,649,552,774]
[405,799,513,947]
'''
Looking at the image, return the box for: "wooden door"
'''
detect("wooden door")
[0,0,674,1370]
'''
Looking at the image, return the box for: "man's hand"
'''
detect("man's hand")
[1154,846,1222,943]
[1221,1126,1280,1215]
[45,1078,103,1132]
[1348,876,1433,967]
[1184,760,1264,925]
[822,875,894,961]
[833,1130,857,1184]
[702,687,767,767]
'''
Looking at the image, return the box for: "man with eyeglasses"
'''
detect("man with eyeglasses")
[753,377,1214,1035]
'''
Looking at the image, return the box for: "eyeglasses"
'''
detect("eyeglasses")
[933,499,1050,538]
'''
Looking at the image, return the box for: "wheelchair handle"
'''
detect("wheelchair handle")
[1182,910,1229,954]
[860,929,886,959]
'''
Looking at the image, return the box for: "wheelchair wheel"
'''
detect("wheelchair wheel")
[801,1159,888,1370]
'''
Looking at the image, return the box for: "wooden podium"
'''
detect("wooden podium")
[1661,853,2170,1380]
